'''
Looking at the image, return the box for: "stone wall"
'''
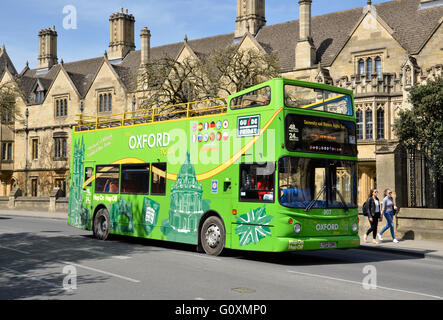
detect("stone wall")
[396,208,443,241]
[359,208,443,241]
[1,187,68,212]
[0,196,68,212]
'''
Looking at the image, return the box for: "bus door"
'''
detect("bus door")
[234,162,276,247]
[238,161,276,204]
[219,174,233,216]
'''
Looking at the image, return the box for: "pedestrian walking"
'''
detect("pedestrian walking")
[378,189,399,243]
[363,188,382,244]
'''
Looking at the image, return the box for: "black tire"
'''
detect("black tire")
[200,216,225,256]
[93,208,110,240]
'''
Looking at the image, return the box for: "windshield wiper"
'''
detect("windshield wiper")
[333,187,349,212]
[305,185,326,212]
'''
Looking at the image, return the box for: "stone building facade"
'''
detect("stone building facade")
[0,0,442,208]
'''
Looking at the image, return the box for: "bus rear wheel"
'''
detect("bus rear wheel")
[200,216,225,256]
[93,208,110,240]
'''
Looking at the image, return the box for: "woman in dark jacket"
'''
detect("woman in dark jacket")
[363,188,382,244]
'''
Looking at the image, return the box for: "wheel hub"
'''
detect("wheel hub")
[205,224,220,248]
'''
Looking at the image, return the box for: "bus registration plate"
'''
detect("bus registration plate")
[320,241,337,248]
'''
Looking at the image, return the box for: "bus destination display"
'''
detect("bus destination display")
[285,114,356,156]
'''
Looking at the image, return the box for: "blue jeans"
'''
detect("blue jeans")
[380,210,396,239]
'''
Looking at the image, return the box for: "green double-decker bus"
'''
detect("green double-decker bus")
[68,78,360,256]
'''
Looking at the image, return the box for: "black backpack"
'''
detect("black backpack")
[362,198,370,216]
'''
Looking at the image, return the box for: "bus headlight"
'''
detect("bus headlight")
[294,224,301,234]
[352,223,358,232]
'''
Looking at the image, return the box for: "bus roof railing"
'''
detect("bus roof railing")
[74,97,228,132]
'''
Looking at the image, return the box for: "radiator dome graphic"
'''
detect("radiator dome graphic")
[161,152,210,244]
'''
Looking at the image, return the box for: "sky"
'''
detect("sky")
[0,0,392,71]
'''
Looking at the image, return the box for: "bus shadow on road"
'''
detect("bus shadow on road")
[222,247,424,266]
[101,234,424,266]
[0,232,146,300]
[106,234,200,253]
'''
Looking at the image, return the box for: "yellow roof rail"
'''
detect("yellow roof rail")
[75,97,228,132]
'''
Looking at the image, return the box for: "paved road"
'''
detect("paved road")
[1,214,443,301]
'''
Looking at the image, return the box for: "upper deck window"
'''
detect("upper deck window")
[230,86,271,110]
[284,85,353,116]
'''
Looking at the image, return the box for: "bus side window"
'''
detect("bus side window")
[151,163,167,195]
[239,162,275,202]
[84,167,93,188]
[121,164,150,195]
[95,165,120,194]
[230,86,271,110]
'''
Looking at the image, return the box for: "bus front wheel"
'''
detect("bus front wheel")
[200,216,225,256]
[93,208,110,240]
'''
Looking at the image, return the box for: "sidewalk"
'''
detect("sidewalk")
[359,238,443,261]
[0,209,68,220]
[1,209,443,260]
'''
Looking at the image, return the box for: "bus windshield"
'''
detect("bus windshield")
[284,84,353,116]
[278,157,357,210]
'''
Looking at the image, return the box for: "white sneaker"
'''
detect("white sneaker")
[377,233,383,241]
[393,239,399,243]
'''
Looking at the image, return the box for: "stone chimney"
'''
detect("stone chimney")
[295,0,316,69]
[234,0,266,41]
[140,27,151,66]
[37,26,58,70]
[108,8,135,61]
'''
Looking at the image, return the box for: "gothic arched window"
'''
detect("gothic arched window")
[365,108,373,140]
[108,93,112,112]
[358,59,365,76]
[99,95,103,112]
[55,97,68,118]
[375,57,382,79]
[103,94,108,111]
[356,109,363,140]
[366,58,373,79]
[98,92,113,113]
[377,108,385,140]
